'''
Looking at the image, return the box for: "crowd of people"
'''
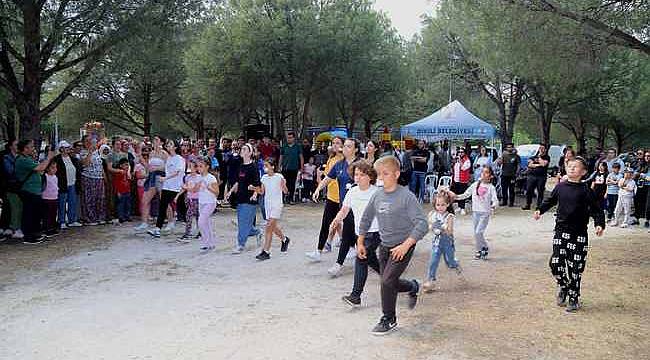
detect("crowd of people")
[0,131,648,334]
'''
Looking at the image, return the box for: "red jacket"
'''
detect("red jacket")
[453,156,472,184]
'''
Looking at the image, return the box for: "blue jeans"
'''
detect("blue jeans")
[116,193,131,222]
[58,186,78,225]
[427,234,458,280]
[409,171,426,202]
[237,203,259,247]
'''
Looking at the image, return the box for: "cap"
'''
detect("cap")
[58,140,71,149]
[624,167,634,173]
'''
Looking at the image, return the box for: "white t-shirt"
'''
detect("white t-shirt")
[162,154,186,192]
[342,185,379,235]
[62,156,76,187]
[197,173,218,204]
[261,173,285,208]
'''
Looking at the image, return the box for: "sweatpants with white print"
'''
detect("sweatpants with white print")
[549,228,588,301]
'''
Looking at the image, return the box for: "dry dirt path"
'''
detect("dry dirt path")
[0,204,648,360]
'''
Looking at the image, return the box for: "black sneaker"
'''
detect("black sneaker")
[23,235,45,245]
[408,279,419,310]
[194,233,201,239]
[255,251,271,261]
[508,203,514,207]
[556,287,568,306]
[521,205,531,210]
[566,298,581,312]
[371,316,397,335]
[280,236,290,252]
[342,295,361,307]
[481,247,489,260]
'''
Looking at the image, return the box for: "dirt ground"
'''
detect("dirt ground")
[0,202,648,360]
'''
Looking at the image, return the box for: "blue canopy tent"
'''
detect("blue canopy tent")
[400,100,495,142]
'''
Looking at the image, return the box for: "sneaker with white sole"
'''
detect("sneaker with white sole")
[3,229,13,236]
[162,223,175,233]
[134,223,149,233]
[231,246,244,254]
[460,209,467,216]
[327,263,345,277]
[60,224,68,230]
[12,229,24,239]
[306,250,322,262]
[147,228,161,238]
[69,222,82,227]
[371,316,397,335]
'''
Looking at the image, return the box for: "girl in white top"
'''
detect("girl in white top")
[195,156,220,251]
[148,139,185,237]
[444,166,499,260]
[329,160,380,305]
[257,159,290,260]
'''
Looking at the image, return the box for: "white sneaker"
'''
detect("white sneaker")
[147,228,161,238]
[327,263,345,277]
[162,222,175,233]
[134,223,149,232]
[620,223,629,228]
[3,229,13,236]
[111,219,120,225]
[12,229,24,239]
[460,209,467,216]
[60,224,68,230]
[306,250,322,262]
[69,222,82,227]
[231,246,244,254]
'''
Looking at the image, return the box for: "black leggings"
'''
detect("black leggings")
[336,211,356,265]
[156,190,178,229]
[317,199,339,250]
[452,182,470,209]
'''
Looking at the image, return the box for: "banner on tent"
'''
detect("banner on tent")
[401,126,493,140]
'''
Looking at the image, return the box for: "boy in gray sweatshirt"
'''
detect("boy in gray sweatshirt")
[358,156,428,335]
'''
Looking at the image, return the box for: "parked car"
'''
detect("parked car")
[516,144,566,176]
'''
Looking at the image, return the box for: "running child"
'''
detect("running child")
[422,193,462,293]
[444,166,499,260]
[611,168,637,228]
[256,159,290,261]
[195,156,220,252]
[176,159,201,241]
[534,157,605,312]
[357,156,428,335]
[329,160,380,307]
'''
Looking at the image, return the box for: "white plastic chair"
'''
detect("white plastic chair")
[425,174,439,203]
[438,176,452,190]
[294,177,304,203]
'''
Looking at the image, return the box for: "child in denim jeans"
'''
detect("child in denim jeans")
[422,193,462,293]
[605,163,623,219]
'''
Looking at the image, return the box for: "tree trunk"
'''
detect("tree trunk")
[594,124,608,150]
[19,1,43,140]
[349,103,359,137]
[575,117,587,156]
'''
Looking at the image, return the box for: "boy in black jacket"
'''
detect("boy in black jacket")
[534,157,605,312]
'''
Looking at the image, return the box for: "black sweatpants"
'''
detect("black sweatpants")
[550,228,588,301]
[317,199,339,250]
[351,232,381,298]
[379,244,416,320]
[634,186,647,220]
[451,182,470,209]
[336,211,356,265]
[19,191,43,241]
[156,190,178,229]
[526,175,547,209]
[500,175,516,205]
[282,169,298,202]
